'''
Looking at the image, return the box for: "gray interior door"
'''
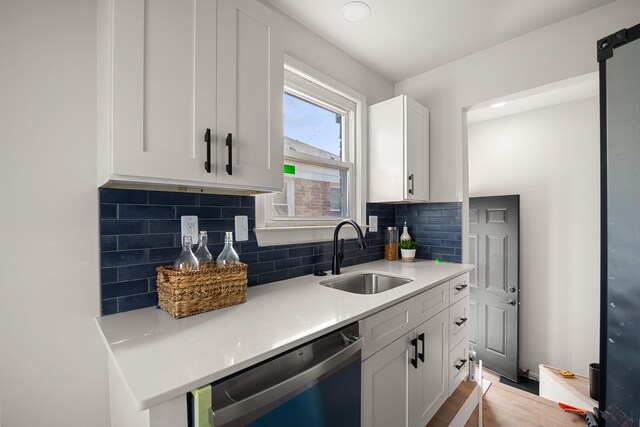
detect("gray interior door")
[468,195,519,381]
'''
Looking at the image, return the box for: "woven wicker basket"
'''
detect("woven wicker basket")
[156,263,248,318]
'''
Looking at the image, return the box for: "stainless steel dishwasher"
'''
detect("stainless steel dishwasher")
[189,322,362,427]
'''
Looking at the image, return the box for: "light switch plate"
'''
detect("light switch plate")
[235,215,249,241]
[369,215,378,233]
[180,216,198,245]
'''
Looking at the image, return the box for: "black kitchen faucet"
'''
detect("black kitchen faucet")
[331,219,367,275]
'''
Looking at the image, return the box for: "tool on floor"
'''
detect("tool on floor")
[558,402,599,426]
[559,402,589,416]
[558,369,575,378]
[584,412,599,427]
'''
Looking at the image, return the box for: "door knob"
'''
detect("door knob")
[504,299,516,306]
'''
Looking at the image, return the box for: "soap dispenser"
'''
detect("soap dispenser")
[400,221,411,241]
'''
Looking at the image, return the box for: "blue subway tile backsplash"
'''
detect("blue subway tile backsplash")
[99,188,462,315]
[396,202,462,263]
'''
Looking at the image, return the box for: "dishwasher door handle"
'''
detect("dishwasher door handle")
[212,337,363,425]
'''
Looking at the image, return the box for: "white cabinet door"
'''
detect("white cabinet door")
[404,96,429,201]
[368,95,404,203]
[410,309,449,427]
[110,0,216,183]
[362,333,412,427]
[217,0,284,191]
[368,94,429,203]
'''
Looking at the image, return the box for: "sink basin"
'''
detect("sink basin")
[320,273,413,295]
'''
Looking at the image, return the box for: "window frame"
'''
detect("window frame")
[255,56,367,246]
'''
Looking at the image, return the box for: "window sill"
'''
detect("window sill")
[254,225,361,246]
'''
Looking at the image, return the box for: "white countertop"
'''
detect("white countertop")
[96,259,473,410]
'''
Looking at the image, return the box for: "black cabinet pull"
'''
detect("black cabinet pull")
[410,338,418,369]
[408,174,414,195]
[225,133,233,175]
[455,359,467,370]
[454,284,468,292]
[418,333,425,363]
[455,317,468,327]
[204,128,212,173]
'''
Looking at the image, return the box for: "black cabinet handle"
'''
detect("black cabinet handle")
[455,359,467,370]
[204,128,212,173]
[455,317,468,327]
[225,133,233,175]
[410,337,418,369]
[454,284,468,292]
[408,174,414,195]
[418,333,425,363]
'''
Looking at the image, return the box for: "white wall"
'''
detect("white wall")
[0,1,393,426]
[396,0,640,205]
[395,0,640,274]
[0,1,110,426]
[274,5,395,105]
[468,97,600,377]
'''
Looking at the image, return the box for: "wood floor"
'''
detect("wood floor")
[428,373,586,427]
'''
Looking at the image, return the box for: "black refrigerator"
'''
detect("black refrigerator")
[598,23,640,427]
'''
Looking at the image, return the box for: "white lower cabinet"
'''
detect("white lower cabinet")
[362,334,412,427]
[361,274,469,427]
[448,335,470,396]
[410,309,449,427]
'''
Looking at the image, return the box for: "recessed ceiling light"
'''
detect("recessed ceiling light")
[491,101,507,108]
[340,1,371,23]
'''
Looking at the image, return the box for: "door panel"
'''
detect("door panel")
[111,0,215,183]
[411,309,448,427]
[486,234,507,292]
[404,96,429,201]
[469,299,479,346]
[486,305,506,355]
[217,0,283,190]
[469,234,478,286]
[362,335,411,427]
[469,195,519,381]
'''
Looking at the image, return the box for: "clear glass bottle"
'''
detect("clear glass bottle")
[194,231,213,268]
[217,231,240,265]
[174,235,200,271]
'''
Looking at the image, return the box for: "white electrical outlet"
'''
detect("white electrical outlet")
[235,215,249,241]
[369,215,378,233]
[180,216,199,245]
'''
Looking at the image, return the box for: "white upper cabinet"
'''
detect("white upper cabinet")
[98,0,283,193]
[216,0,284,190]
[368,95,429,203]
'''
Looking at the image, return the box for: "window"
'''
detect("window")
[255,57,367,245]
[276,92,351,221]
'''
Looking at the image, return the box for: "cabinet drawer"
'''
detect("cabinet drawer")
[448,336,469,396]
[414,282,448,324]
[449,273,469,304]
[360,298,414,360]
[449,297,469,350]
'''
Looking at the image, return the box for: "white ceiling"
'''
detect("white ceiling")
[467,72,598,124]
[265,0,616,82]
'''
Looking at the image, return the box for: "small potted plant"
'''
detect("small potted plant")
[400,239,417,263]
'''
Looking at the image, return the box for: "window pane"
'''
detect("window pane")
[273,161,347,219]
[284,93,342,160]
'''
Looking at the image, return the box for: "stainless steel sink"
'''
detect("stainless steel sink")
[320,273,412,295]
